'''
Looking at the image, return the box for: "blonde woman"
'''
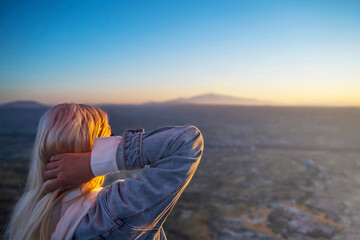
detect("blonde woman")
[5,103,204,240]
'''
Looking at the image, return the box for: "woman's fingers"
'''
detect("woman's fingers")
[46,161,59,170]
[44,169,58,181]
[43,152,93,193]
[50,154,64,162]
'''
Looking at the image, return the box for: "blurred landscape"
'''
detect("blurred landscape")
[1,102,360,239]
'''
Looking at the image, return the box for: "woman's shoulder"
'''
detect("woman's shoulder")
[50,187,103,239]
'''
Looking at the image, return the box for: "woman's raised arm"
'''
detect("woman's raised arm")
[73,125,204,238]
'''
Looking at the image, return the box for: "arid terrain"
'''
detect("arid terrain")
[1,104,360,239]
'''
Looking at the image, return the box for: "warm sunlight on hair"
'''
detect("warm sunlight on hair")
[8,103,111,240]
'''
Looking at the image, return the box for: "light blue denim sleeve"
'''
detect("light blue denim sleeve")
[74,125,204,239]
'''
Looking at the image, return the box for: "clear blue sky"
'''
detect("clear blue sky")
[0,0,359,105]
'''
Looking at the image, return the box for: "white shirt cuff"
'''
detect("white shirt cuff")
[91,136,122,176]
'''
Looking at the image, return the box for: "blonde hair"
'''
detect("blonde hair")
[7,103,111,240]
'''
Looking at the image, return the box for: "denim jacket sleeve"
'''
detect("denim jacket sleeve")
[73,125,204,239]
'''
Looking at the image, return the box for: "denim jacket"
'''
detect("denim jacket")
[71,125,204,239]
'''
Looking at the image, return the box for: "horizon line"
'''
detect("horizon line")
[1,99,360,108]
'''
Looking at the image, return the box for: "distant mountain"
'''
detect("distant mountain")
[146,93,271,106]
[0,100,48,109]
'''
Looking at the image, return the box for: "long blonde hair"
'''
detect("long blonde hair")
[8,103,111,240]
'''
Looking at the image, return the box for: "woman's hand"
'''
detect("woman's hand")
[43,152,95,193]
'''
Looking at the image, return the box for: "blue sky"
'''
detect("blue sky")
[0,0,359,105]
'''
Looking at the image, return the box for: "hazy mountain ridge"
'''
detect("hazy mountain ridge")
[0,100,48,109]
[145,93,272,106]
[1,94,272,108]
